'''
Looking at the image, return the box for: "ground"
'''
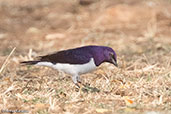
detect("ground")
[0,0,171,114]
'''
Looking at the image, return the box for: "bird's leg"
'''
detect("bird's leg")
[77,76,82,84]
[72,75,80,88]
[77,76,86,87]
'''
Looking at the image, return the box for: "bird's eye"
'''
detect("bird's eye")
[110,53,116,61]
[109,53,113,57]
[109,53,114,58]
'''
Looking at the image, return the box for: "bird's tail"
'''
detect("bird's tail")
[20,60,40,65]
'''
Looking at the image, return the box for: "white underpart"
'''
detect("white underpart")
[36,58,97,84]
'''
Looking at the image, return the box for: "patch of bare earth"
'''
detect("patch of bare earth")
[0,0,171,114]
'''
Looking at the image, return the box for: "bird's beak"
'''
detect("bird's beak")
[111,57,118,67]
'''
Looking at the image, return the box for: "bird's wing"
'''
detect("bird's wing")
[38,49,92,64]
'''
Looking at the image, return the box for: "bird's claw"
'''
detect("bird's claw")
[75,83,80,88]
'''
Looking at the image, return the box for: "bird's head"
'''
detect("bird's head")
[103,47,118,67]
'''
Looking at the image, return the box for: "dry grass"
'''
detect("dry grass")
[0,0,171,114]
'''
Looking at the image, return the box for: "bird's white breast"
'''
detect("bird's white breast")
[36,58,97,75]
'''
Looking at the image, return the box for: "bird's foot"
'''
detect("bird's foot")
[77,76,88,87]
[77,76,82,83]
[84,82,90,87]
[75,83,80,88]
[73,75,91,92]
[75,82,85,92]
[73,75,84,87]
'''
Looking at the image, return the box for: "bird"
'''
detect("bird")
[21,45,118,87]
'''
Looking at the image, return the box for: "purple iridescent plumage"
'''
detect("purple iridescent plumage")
[21,45,117,66]
[21,45,118,86]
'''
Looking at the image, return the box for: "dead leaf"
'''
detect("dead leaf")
[124,96,133,105]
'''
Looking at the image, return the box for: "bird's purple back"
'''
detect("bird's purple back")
[35,45,117,66]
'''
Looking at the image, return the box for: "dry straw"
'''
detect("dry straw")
[0,47,16,74]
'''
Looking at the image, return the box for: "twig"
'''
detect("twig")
[0,47,16,74]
